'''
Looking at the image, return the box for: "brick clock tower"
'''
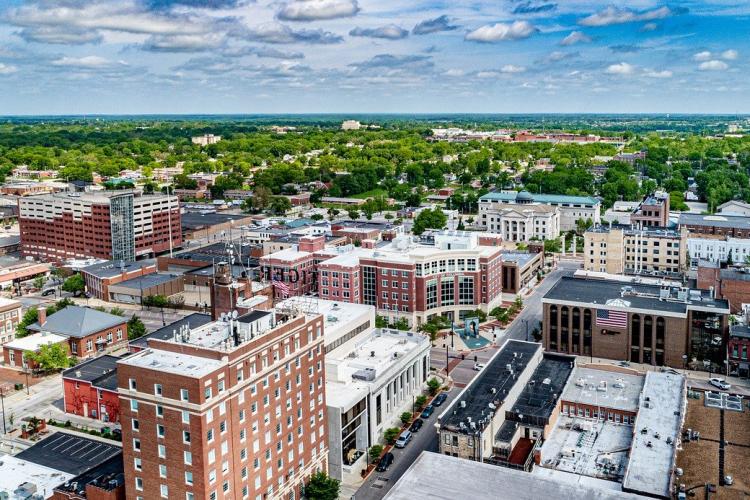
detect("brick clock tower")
[210,262,248,320]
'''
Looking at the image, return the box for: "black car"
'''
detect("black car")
[41,288,56,296]
[433,392,448,407]
[376,452,394,472]
[409,418,424,433]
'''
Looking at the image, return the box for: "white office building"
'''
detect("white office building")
[687,236,750,266]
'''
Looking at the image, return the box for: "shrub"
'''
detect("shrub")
[369,445,384,464]
[384,427,401,444]
[415,395,428,409]
[400,412,412,425]
[427,377,441,396]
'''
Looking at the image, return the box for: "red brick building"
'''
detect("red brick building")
[697,261,749,313]
[0,297,22,346]
[26,306,128,359]
[728,325,750,378]
[81,260,159,301]
[63,355,121,423]
[19,191,181,264]
[117,308,328,500]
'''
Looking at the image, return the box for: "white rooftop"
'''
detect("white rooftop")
[118,348,224,378]
[0,297,21,309]
[562,367,644,413]
[261,247,311,262]
[622,371,685,498]
[4,332,68,352]
[0,455,74,499]
[384,451,643,500]
[325,328,429,408]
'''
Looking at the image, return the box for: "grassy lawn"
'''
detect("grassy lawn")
[349,188,388,199]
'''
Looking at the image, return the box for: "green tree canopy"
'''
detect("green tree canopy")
[304,472,340,500]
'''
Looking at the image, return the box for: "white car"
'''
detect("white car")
[709,378,731,390]
[473,363,486,371]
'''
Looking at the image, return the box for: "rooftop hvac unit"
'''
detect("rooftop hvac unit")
[460,401,467,408]
[575,378,585,387]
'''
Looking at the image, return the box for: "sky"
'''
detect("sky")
[0,0,748,115]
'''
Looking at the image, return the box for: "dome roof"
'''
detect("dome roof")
[515,190,534,202]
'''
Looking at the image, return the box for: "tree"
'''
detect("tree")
[109,307,125,317]
[25,343,72,372]
[304,472,340,500]
[369,444,384,464]
[427,377,441,396]
[400,412,412,425]
[33,276,45,289]
[375,315,388,328]
[143,295,168,309]
[127,315,147,340]
[16,307,39,338]
[62,274,85,296]
[384,427,401,444]
[347,209,359,220]
[412,207,447,235]
[392,317,409,331]
[514,295,524,309]
[415,395,428,410]
[268,196,292,215]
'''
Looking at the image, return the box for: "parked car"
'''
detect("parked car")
[709,378,731,390]
[41,288,56,296]
[376,452,394,472]
[420,405,434,419]
[473,362,486,371]
[433,392,448,407]
[394,430,412,448]
[409,419,424,433]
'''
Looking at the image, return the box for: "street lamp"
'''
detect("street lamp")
[0,386,7,434]
[446,344,450,378]
[23,368,30,395]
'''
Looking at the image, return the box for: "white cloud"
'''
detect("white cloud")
[605,62,635,75]
[722,49,738,60]
[444,69,464,77]
[640,22,658,32]
[349,24,408,40]
[142,33,225,52]
[0,63,18,75]
[51,55,126,68]
[579,6,673,27]
[693,51,712,61]
[277,0,359,21]
[501,64,526,73]
[699,60,729,71]
[465,21,536,42]
[643,69,672,78]
[560,31,591,46]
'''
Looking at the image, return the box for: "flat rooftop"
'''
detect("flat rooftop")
[480,191,600,206]
[440,340,541,432]
[112,273,181,290]
[181,211,252,230]
[622,371,685,498]
[16,432,121,476]
[54,454,124,496]
[81,259,155,279]
[500,251,539,267]
[562,367,644,413]
[0,455,74,499]
[62,355,121,390]
[384,451,642,500]
[544,276,729,315]
[679,212,750,229]
[128,313,212,350]
[118,347,224,378]
[508,353,574,421]
[4,332,67,351]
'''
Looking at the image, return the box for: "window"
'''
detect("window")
[154,384,162,396]
[159,464,167,478]
[158,444,166,458]
[130,400,138,412]
[185,471,194,486]
[181,389,189,401]
[134,457,142,471]
[156,405,164,418]
[135,478,143,491]
[184,451,192,465]
[183,430,191,443]
[182,410,190,424]
[157,424,165,438]
[129,378,137,390]
[160,485,168,498]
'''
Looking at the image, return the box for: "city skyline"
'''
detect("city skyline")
[0,0,748,115]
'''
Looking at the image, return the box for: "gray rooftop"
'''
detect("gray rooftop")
[81,259,155,279]
[622,372,685,498]
[128,313,212,350]
[181,211,251,230]
[113,273,181,290]
[544,276,729,316]
[500,251,539,267]
[730,324,750,339]
[384,451,642,500]
[561,367,644,413]
[62,354,120,391]
[440,340,541,431]
[16,432,121,476]
[507,353,574,422]
[679,212,750,230]
[28,306,126,338]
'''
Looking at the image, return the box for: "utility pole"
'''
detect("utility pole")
[446,344,450,378]
[0,386,6,434]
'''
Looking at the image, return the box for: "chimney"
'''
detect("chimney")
[38,308,47,326]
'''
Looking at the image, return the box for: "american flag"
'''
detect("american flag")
[272,278,291,295]
[596,308,627,329]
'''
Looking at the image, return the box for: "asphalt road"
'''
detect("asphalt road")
[353,388,458,500]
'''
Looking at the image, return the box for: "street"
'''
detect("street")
[352,388,458,500]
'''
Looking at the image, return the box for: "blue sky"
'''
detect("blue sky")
[0,0,747,115]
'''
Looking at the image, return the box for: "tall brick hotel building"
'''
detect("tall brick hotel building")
[18,190,181,263]
[117,307,328,500]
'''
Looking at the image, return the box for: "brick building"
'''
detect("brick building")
[679,212,750,238]
[19,191,181,263]
[0,297,22,346]
[559,366,644,425]
[542,276,730,368]
[51,454,125,500]
[631,192,670,228]
[26,306,128,359]
[81,260,158,301]
[63,355,121,423]
[2,331,68,369]
[499,251,544,294]
[697,261,750,313]
[117,306,328,500]
[728,325,750,378]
